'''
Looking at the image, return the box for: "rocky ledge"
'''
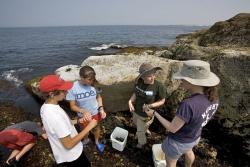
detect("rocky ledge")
[0,101,224,167]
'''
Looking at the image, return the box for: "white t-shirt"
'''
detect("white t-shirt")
[40,103,83,164]
[66,81,99,117]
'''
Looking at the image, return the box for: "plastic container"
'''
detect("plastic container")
[110,127,128,151]
[152,144,166,167]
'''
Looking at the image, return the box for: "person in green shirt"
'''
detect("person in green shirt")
[128,63,166,148]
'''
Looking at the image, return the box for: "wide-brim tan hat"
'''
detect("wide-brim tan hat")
[137,63,162,79]
[173,60,220,87]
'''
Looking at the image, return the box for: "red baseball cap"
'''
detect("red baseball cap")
[39,75,73,93]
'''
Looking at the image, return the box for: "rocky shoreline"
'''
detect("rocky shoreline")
[1,13,250,167]
[0,101,230,167]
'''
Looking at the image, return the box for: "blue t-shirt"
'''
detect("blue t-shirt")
[168,93,219,143]
[66,81,99,117]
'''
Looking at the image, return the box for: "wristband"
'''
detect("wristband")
[98,106,104,111]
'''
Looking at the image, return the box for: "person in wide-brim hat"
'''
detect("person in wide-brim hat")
[128,62,166,149]
[136,63,163,83]
[144,60,220,167]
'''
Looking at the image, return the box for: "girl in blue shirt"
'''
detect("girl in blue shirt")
[66,66,106,152]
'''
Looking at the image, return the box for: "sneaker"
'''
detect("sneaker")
[96,143,105,152]
[8,157,18,167]
[136,143,144,149]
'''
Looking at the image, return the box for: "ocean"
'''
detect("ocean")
[0,25,207,114]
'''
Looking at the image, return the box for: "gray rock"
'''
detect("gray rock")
[58,54,182,112]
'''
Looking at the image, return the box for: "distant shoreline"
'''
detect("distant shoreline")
[0,25,209,29]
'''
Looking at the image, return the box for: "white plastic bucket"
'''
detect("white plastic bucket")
[110,127,128,151]
[152,144,166,167]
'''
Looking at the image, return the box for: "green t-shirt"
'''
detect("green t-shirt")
[134,79,166,117]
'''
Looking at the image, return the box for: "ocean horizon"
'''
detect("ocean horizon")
[0,25,207,114]
[0,24,210,28]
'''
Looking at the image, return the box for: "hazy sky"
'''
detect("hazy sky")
[0,0,249,27]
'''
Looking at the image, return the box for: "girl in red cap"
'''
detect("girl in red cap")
[39,75,97,166]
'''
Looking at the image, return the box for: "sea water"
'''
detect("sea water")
[0,25,206,114]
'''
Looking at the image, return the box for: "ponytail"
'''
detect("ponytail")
[204,86,219,102]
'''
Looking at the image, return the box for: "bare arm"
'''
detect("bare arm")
[96,94,106,119]
[147,98,165,109]
[41,133,48,140]
[71,119,78,125]
[96,93,103,107]
[128,93,136,112]
[60,120,97,149]
[69,100,92,121]
[69,100,87,113]
[145,109,185,133]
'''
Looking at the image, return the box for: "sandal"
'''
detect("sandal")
[96,143,105,152]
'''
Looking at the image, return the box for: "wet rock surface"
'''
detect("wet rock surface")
[1,102,232,167]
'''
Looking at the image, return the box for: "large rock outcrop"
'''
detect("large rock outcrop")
[27,52,183,113]
[56,54,182,112]
[163,13,250,60]
[199,13,250,47]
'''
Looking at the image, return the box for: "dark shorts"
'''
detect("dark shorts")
[0,129,36,150]
[59,150,91,167]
